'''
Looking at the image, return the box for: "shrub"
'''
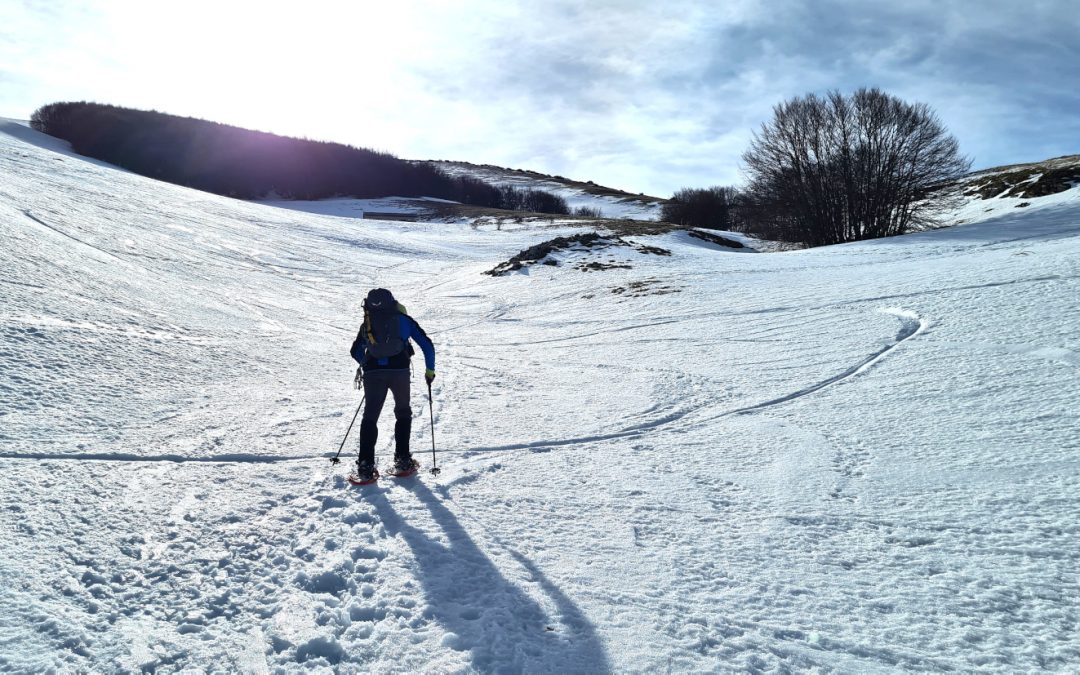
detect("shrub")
[573,206,603,218]
[661,186,740,230]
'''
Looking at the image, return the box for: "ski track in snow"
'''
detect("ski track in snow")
[450,307,927,464]
[727,308,927,416]
[3,120,1080,671]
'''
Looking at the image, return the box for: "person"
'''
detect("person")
[349,288,435,480]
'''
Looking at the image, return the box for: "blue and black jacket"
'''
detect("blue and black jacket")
[350,313,435,372]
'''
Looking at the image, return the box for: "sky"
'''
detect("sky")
[2,0,1078,197]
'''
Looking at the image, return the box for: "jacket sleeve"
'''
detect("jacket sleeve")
[405,316,435,371]
[349,328,367,365]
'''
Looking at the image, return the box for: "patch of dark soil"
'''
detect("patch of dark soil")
[577,261,632,272]
[600,219,683,236]
[610,279,681,297]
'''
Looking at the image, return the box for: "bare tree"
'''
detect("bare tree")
[742,88,970,246]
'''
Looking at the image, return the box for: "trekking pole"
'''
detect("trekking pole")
[427,381,440,476]
[330,395,364,465]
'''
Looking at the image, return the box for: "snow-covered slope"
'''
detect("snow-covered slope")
[431,160,666,221]
[944,154,1080,229]
[256,195,458,221]
[2,121,1079,672]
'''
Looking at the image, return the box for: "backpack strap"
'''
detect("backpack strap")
[364,306,376,344]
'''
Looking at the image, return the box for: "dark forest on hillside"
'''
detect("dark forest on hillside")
[30,102,569,214]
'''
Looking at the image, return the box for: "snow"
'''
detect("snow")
[2,121,1080,672]
[257,196,456,220]
[946,182,1080,230]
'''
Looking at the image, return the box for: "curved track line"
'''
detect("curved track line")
[728,309,926,416]
[452,309,928,459]
[459,409,692,455]
[23,209,126,263]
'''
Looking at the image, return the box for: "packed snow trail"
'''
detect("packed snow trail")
[2,119,1080,671]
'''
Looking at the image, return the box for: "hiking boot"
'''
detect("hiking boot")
[355,461,377,481]
[393,455,418,474]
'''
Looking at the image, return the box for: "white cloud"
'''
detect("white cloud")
[2,0,1077,196]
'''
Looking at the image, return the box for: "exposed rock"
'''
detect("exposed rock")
[961,156,1080,200]
[486,232,670,276]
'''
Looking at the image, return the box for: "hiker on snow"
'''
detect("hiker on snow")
[350,288,435,480]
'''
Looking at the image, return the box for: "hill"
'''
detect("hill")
[1,118,1079,671]
[429,160,667,220]
[27,102,572,215]
[959,154,1080,200]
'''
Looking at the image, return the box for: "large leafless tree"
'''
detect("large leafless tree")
[742,88,970,246]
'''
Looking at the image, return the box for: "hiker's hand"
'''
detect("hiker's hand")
[425,369,436,385]
[354,367,363,389]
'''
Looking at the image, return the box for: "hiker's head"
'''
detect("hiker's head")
[364,288,396,310]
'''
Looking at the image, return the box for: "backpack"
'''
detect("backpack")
[362,288,406,361]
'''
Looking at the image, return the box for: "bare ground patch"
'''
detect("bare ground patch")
[485,232,672,276]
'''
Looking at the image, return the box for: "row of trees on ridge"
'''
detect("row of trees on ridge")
[30,102,571,215]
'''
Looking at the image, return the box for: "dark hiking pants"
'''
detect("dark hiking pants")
[357,369,412,466]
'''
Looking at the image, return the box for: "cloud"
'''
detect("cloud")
[2,0,1077,196]
[428,0,1080,193]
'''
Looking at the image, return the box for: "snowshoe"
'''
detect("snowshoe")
[348,462,379,486]
[389,456,419,478]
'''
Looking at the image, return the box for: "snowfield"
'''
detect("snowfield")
[2,119,1079,672]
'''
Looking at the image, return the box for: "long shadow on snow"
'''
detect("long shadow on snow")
[364,481,611,673]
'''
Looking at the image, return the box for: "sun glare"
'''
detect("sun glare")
[92,2,431,147]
